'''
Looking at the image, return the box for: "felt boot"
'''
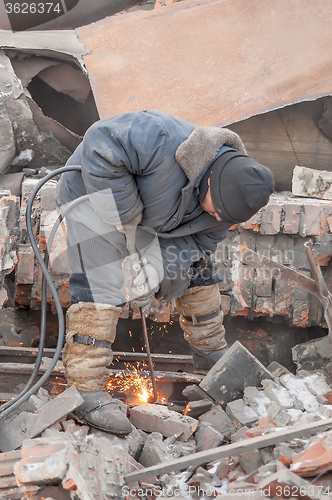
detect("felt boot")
[175,284,227,374]
[63,302,132,435]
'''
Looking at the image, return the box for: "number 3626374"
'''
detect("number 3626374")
[5,3,62,14]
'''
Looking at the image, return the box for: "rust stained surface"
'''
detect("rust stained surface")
[76,0,332,126]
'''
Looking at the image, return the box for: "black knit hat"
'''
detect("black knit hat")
[209,150,274,224]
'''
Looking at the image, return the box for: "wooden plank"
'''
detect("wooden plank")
[125,417,332,483]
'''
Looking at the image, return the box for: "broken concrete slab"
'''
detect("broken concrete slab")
[198,405,235,436]
[129,403,198,441]
[292,165,332,200]
[226,399,259,428]
[139,432,172,467]
[195,422,224,453]
[199,341,274,406]
[261,379,295,410]
[238,450,264,474]
[266,361,291,377]
[0,386,84,452]
[182,384,213,402]
[93,426,146,462]
[243,386,272,419]
[296,370,332,404]
[292,336,332,373]
[184,400,213,419]
[279,373,320,412]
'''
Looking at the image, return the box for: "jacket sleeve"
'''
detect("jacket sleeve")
[79,112,168,225]
[157,227,229,300]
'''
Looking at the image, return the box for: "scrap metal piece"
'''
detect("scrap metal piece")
[199,341,273,406]
[140,307,158,403]
[304,240,332,342]
[77,0,332,125]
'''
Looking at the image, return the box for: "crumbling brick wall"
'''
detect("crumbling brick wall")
[216,193,332,328]
[0,192,20,307]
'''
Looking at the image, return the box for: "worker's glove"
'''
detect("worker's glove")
[130,259,161,313]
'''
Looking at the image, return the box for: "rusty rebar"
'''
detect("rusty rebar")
[140,307,158,403]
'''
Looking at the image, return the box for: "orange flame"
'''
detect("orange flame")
[106,362,153,404]
[182,403,191,416]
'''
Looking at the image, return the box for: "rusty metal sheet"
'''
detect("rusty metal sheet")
[77,0,332,126]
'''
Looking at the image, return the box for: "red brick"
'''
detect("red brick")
[292,271,310,300]
[255,275,272,297]
[279,236,295,265]
[16,244,34,284]
[283,203,301,234]
[206,459,230,480]
[231,264,253,316]
[220,294,231,314]
[273,279,291,316]
[320,205,332,234]
[243,210,262,232]
[308,294,323,326]
[260,204,282,235]
[300,204,322,236]
[40,181,57,211]
[254,297,273,316]
[292,299,310,327]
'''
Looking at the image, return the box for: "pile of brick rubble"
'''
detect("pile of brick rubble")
[1,337,332,499]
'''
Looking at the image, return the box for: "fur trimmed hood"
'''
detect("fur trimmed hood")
[175,127,247,182]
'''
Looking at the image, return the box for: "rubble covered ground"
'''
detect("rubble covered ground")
[1,0,332,498]
[2,339,332,499]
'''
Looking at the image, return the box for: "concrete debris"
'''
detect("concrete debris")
[0,340,332,498]
[14,432,141,500]
[129,403,198,441]
[279,373,321,412]
[139,432,173,467]
[0,386,84,452]
[262,379,295,409]
[273,445,294,466]
[292,165,332,200]
[184,399,213,418]
[292,336,332,375]
[195,422,224,452]
[182,384,213,402]
[238,450,264,474]
[226,399,259,428]
[93,426,147,462]
[198,405,235,436]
